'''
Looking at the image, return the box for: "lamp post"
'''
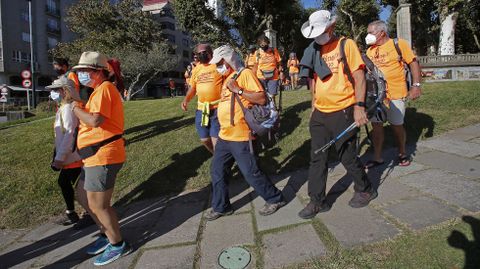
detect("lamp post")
[27,0,36,108]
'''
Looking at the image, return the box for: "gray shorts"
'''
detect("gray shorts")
[371,99,406,125]
[80,163,123,192]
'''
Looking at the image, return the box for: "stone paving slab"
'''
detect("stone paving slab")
[144,198,204,248]
[367,162,427,190]
[371,179,419,206]
[17,222,72,242]
[471,137,480,144]
[229,180,254,214]
[417,137,480,158]
[317,194,399,248]
[399,169,480,212]
[0,241,37,269]
[0,229,25,252]
[135,245,196,269]
[199,213,255,269]
[414,151,480,179]
[262,224,326,269]
[74,249,137,269]
[443,124,480,141]
[253,185,309,232]
[382,196,459,230]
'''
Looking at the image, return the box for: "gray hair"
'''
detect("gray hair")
[368,20,388,35]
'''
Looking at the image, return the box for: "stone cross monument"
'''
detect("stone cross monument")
[264,14,277,48]
[396,0,412,46]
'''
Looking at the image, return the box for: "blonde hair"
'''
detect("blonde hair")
[60,87,75,104]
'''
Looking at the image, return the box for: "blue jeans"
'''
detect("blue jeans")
[195,109,220,139]
[259,79,279,95]
[210,138,283,213]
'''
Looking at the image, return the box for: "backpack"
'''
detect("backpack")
[393,38,412,91]
[339,38,387,121]
[230,68,279,153]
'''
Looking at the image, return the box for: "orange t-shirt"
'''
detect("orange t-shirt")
[366,38,415,100]
[288,59,299,74]
[255,48,281,80]
[245,53,257,69]
[190,63,223,110]
[67,71,80,93]
[77,81,125,167]
[314,38,364,113]
[217,69,263,142]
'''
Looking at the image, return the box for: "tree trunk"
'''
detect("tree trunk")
[125,73,142,101]
[439,9,458,55]
[130,70,162,98]
[340,8,358,42]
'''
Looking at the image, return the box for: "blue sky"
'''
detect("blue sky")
[301,0,392,21]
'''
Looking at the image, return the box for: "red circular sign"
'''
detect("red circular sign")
[21,70,31,79]
[22,79,32,88]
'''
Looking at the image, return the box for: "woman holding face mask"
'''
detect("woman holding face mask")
[71,51,131,266]
[48,76,84,226]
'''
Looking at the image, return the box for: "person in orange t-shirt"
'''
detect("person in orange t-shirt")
[181,43,222,154]
[244,45,257,69]
[365,20,422,168]
[253,35,282,100]
[298,10,376,219]
[71,51,131,266]
[204,45,285,221]
[287,52,300,89]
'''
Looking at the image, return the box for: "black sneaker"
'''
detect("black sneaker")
[298,201,331,219]
[73,213,96,230]
[56,212,80,226]
[258,200,287,216]
[348,190,378,208]
[204,209,234,221]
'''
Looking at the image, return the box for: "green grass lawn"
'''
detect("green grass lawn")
[0,81,479,230]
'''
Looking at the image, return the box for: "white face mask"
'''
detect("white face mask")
[365,33,377,45]
[315,32,331,45]
[216,64,228,75]
[50,91,61,102]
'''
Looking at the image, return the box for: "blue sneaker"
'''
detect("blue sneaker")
[86,236,109,255]
[93,241,132,266]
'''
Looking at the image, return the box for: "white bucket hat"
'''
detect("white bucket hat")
[209,45,243,71]
[301,10,337,39]
[45,76,81,101]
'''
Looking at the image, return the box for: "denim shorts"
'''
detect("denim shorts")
[80,163,123,192]
[195,109,220,140]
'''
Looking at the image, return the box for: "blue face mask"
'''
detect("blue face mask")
[50,91,61,102]
[78,71,93,87]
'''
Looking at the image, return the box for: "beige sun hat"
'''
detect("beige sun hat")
[301,10,337,38]
[72,51,109,70]
[45,76,81,101]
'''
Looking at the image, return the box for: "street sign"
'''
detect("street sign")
[21,70,32,79]
[0,95,7,103]
[1,86,7,95]
[22,79,32,88]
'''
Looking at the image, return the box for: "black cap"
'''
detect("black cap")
[53,57,69,67]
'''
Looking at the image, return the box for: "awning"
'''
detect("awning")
[5,85,48,92]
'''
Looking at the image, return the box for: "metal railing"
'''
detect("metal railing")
[418,54,480,67]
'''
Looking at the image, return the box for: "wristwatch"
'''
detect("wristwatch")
[355,101,366,108]
[238,89,244,95]
[412,82,421,87]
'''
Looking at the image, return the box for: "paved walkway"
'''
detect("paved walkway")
[1,124,480,269]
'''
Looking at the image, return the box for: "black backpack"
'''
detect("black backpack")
[339,38,387,120]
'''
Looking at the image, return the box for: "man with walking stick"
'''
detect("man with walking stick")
[297,10,377,219]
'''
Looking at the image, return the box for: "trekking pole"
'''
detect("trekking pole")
[314,122,357,154]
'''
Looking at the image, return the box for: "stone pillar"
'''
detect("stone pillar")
[264,29,277,48]
[396,2,412,47]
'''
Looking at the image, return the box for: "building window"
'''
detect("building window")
[12,50,21,62]
[47,18,59,30]
[182,50,189,58]
[161,34,176,43]
[46,0,57,12]
[182,38,189,47]
[48,37,58,49]
[161,22,175,31]
[21,52,31,63]
[22,32,31,43]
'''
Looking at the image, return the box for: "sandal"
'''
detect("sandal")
[398,155,411,166]
[364,160,385,169]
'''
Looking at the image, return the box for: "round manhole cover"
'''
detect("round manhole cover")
[217,246,251,269]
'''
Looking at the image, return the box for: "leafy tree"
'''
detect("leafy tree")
[172,0,309,56]
[336,0,380,45]
[53,0,178,100]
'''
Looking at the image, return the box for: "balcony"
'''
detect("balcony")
[46,26,61,36]
[45,5,60,17]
